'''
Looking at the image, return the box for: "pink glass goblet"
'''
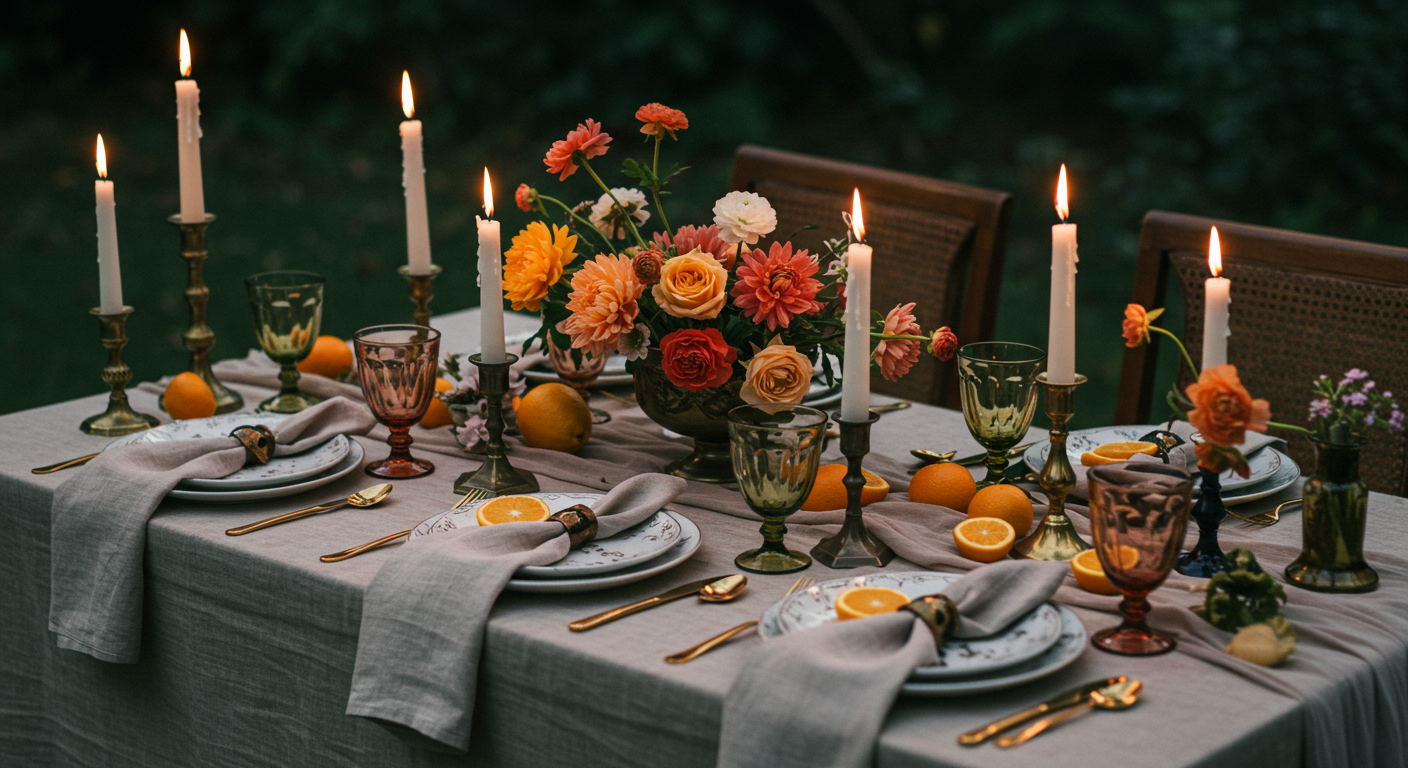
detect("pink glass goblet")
[353,324,441,478]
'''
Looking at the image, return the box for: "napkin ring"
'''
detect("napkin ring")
[229,425,275,465]
[550,505,598,549]
[903,594,959,647]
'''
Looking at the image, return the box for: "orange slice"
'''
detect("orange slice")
[835,586,911,620]
[953,517,1016,563]
[1080,441,1159,467]
[476,495,552,526]
[1070,547,1140,595]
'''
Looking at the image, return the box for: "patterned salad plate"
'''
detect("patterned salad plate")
[1023,424,1291,492]
[164,441,365,503]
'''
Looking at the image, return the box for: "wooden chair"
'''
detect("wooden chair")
[1116,210,1408,495]
[729,145,1012,409]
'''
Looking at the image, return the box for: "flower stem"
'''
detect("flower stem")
[1267,420,1313,436]
[1149,325,1199,376]
[579,157,648,250]
[651,135,673,240]
[539,194,613,252]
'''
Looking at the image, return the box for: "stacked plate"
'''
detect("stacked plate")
[758,572,1087,697]
[525,354,844,408]
[410,492,702,593]
[104,413,365,503]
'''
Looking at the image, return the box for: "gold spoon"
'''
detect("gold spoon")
[226,483,392,536]
[996,680,1143,748]
[665,576,811,663]
[32,453,101,474]
[910,449,959,463]
[697,574,748,602]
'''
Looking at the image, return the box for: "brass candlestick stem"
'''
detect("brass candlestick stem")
[1013,373,1091,561]
[168,213,242,413]
[453,353,540,497]
[810,411,895,569]
[80,307,160,436]
[398,264,442,328]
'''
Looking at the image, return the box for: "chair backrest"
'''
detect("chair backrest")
[729,145,1012,408]
[1117,210,1408,495]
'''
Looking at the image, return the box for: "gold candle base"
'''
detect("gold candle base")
[810,411,895,569]
[1013,373,1091,561]
[398,264,442,329]
[80,307,160,436]
[453,353,540,497]
[168,213,242,414]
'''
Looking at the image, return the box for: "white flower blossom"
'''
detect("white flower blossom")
[617,323,651,361]
[712,191,777,245]
[589,188,650,239]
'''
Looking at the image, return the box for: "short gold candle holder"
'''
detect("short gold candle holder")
[810,411,895,569]
[80,307,160,436]
[168,213,242,413]
[398,264,442,328]
[453,353,540,497]
[1013,373,1091,561]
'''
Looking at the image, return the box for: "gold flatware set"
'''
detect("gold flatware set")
[960,677,1142,748]
[569,574,746,631]
[664,575,814,663]
[319,486,493,562]
[227,483,391,536]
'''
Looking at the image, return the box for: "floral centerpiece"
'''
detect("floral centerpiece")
[507,103,956,480]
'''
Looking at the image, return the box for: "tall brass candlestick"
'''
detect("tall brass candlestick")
[168,213,242,413]
[397,264,442,328]
[453,353,540,497]
[80,307,160,436]
[1014,373,1091,561]
[810,410,895,568]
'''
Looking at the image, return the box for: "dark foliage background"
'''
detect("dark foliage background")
[4,0,1406,427]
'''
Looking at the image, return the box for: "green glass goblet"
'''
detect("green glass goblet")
[728,404,828,574]
[957,342,1045,487]
[245,270,325,413]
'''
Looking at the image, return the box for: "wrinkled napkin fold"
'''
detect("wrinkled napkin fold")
[346,473,687,753]
[49,397,376,664]
[1069,421,1285,501]
[717,559,1067,768]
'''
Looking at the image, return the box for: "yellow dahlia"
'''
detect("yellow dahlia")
[503,221,578,312]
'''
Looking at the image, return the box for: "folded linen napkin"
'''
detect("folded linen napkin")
[346,473,688,753]
[717,559,1068,768]
[1069,420,1285,501]
[48,397,376,664]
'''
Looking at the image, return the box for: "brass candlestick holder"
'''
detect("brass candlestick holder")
[168,213,242,413]
[80,307,160,436]
[810,411,895,568]
[398,263,442,328]
[453,353,540,497]
[1013,373,1091,561]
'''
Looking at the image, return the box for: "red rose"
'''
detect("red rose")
[930,326,958,362]
[660,328,737,391]
[514,184,535,213]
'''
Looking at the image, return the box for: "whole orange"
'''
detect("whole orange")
[297,336,354,379]
[420,378,455,428]
[967,484,1035,538]
[909,462,978,513]
[801,464,890,511]
[163,372,217,421]
[515,383,592,452]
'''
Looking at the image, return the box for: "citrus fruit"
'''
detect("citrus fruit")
[953,517,1016,563]
[1080,441,1159,467]
[1070,548,1138,595]
[163,372,216,421]
[909,462,978,513]
[835,586,911,620]
[967,484,1034,537]
[420,378,455,428]
[801,465,890,511]
[515,383,592,452]
[476,495,552,526]
[297,335,354,379]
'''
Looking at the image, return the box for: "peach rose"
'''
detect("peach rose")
[741,341,815,405]
[652,248,730,320]
[1186,364,1271,449]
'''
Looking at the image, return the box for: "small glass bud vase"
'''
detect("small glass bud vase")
[1284,437,1377,593]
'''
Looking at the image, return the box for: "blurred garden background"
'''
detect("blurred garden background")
[3,0,1407,426]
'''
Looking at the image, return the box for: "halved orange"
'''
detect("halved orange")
[476,495,551,526]
[801,465,891,511]
[1070,547,1140,595]
[953,517,1016,563]
[835,586,911,620]
[1080,441,1159,467]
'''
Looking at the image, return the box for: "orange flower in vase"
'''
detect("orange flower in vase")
[544,119,612,180]
[635,103,689,139]
[1186,364,1271,478]
[503,221,578,312]
[555,253,642,357]
[660,328,737,391]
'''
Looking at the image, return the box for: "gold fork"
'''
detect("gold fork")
[318,487,493,562]
[664,576,814,664]
[1226,498,1299,527]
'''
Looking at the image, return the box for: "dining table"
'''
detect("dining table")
[4,307,1407,768]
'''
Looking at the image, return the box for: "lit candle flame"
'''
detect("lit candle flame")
[482,168,494,218]
[401,71,414,119]
[850,188,865,241]
[96,134,108,178]
[1056,164,1069,221]
[179,29,191,77]
[1208,226,1222,276]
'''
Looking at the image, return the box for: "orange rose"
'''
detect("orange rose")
[652,248,729,320]
[741,340,814,405]
[1122,304,1149,347]
[1186,364,1271,450]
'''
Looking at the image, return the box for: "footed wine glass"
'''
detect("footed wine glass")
[547,337,611,425]
[957,342,1045,486]
[1087,463,1195,655]
[727,404,828,574]
[353,324,441,478]
[245,271,325,413]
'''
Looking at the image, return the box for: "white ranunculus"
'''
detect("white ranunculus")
[589,188,650,239]
[711,191,777,245]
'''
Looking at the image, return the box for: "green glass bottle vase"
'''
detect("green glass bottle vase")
[1284,437,1378,593]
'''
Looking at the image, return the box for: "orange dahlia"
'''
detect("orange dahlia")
[729,242,823,331]
[874,303,923,382]
[654,224,734,269]
[503,221,578,312]
[555,253,643,357]
[544,119,612,181]
[635,103,689,139]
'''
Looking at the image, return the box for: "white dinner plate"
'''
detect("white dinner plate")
[504,512,700,593]
[764,572,1065,680]
[411,492,683,578]
[107,413,351,491]
[524,354,633,387]
[165,440,365,503]
[1023,424,1285,492]
[1222,455,1301,506]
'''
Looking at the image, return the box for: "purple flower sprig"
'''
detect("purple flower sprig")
[1308,369,1403,443]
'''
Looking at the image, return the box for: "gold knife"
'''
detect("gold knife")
[569,576,729,631]
[957,676,1126,746]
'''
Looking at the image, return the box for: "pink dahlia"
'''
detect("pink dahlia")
[729,242,823,331]
[554,253,643,357]
[544,119,612,181]
[654,224,735,270]
[874,302,923,382]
